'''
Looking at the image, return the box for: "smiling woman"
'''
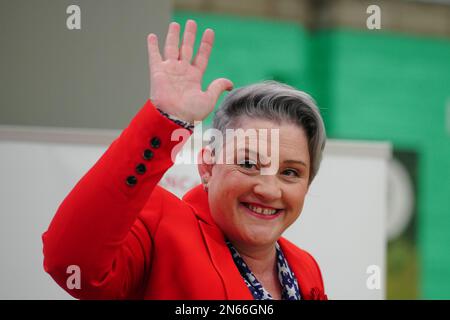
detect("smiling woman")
[200,82,325,300]
[42,19,328,300]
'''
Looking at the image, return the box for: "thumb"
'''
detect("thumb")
[206,78,233,104]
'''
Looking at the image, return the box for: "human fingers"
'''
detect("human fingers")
[193,28,214,74]
[164,22,181,60]
[206,78,234,104]
[147,33,162,69]
[180,20,197,62]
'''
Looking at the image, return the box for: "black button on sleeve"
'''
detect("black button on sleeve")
[126,175,137,187]
[135,163,146,175]
[143,149,154,160]
[150,136,161,149]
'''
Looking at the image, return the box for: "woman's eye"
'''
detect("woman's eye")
[282,169,300,177]
[239,160,257,170]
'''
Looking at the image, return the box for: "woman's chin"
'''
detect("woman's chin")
[239,229,279,247]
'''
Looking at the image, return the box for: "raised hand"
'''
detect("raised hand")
[147,20,233,123]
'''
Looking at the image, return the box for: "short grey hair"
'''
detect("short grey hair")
[211,80,326,184]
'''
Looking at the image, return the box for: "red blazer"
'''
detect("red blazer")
[42,100,327,300]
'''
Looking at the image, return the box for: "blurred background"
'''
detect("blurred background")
[1,0,449,299]
[164,0,450,300]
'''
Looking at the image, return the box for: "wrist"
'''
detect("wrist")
[156,108,195,131]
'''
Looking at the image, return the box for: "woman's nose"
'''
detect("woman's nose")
[252,177,282,201]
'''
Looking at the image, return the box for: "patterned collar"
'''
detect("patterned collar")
[226,240,302,300]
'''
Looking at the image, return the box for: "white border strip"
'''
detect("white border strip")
[0,125,120,146]
[0,125,392,159]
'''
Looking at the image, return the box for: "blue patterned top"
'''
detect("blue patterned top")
[226,240,301,300]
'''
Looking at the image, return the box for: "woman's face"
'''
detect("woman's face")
[204,117,311,249]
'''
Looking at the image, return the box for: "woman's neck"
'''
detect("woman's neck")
[232,242,277,276]
[232,241,282,299]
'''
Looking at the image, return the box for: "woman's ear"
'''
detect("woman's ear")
[197,147,214,184]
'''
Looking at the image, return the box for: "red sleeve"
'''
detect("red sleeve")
[42,100,192,299]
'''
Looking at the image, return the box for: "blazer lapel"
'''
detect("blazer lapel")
[278,237,315,300]
[198,221,253,300]
[183,185,253,300]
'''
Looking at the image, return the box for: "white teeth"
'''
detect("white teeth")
[247,204,277,215]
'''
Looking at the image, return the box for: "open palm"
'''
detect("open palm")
[147,20,233,123]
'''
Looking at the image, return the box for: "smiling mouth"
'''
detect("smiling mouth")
[240,202,283,219]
